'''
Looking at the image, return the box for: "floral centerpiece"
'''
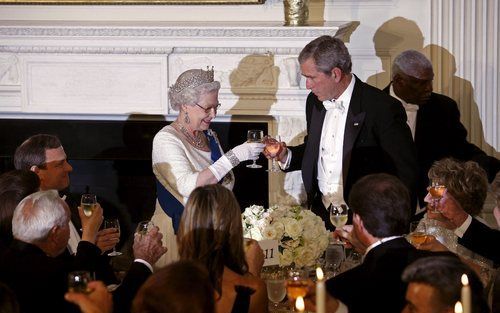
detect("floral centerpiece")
[242,204,330,268]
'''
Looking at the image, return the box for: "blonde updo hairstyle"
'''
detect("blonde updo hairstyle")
[168,69,220,111]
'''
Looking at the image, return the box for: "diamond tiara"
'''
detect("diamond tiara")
[169,66,215,94]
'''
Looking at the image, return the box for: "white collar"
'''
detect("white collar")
[390,85,419,112]
[364,235,403,257]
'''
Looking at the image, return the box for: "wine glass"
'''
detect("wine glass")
[324,238,345,278]
[68,271,92,294]
[246,130,264,169]
[265,271,286,310]
[135,220,155,235]
[104,218,122,256]
[264,136,282,173]
[428,180,446,213]
[408,221,430,246]
[81,194,97,217]
[286,269,309,308]
[329,203,349,235]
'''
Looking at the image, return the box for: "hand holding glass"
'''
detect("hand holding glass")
[246,130,264,169]
[136,220,155,235]
[329,204,349,238]
[264,136,282,173]
[81,194,97,217]
[104,218,122,256]
[428,180,446,213]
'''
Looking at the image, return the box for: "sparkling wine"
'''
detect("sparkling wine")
[409,232,429,245]
[286,280,308,300]
[81,203,95,217]
[266,279,286,303]
[330,214,348,228]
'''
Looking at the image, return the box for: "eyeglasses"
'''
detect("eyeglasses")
[194,102,221,114]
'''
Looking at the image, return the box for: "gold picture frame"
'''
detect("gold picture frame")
[0,0,265,4]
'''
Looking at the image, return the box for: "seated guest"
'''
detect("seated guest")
[177,184,267,313]
[132,260,215,313]
[152,68,265,267]
[65,281,112,313]
[401,255,489,313]
[0,170,40,249]
[426,162,500,264]
[329,173,452,313]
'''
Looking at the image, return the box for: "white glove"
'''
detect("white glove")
[208,142,265,181]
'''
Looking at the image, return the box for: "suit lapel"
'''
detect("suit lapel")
[302,100,326,193]
[342,77,365,183]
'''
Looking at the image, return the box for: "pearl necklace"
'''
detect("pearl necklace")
[171,121,207,150]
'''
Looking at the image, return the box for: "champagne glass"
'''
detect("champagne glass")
[104,218,122,256]
[264,136,282,173]
[329,203,349,235]
[81,194,97,217]
[286,269,309,306]
[265,271,287,310]
[246,130,264,169]
[68,271,92,294]
[428,180,446,213]
[408,221,430,246]
[135,220,155,235]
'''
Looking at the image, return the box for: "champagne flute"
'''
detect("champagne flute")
[264,136,282,173]
[104,218,122,256]
[81,194,97,217]
[428,180,446,213]
[246,130,263,169]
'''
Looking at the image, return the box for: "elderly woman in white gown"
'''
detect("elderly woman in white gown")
[151,67,265,268]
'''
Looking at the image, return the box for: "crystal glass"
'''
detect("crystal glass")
[428,180,446,213]
[246,130,264,169]
[264,136,281,173]
[104,218,122,256]
[286,269,308,303]
[329,203,349,244]
[68,271,92,294]
[324,240,345,278]
[264,271,286,311]
[81,194,97,217]
[408,220,430,246]
[135,220,155,235]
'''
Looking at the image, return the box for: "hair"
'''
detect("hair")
[132,260,215,313]
[348,173,411,237]
[428,158,488,216]
[492,171,500,205]
[177,184,247,296]
[12,190,68,243]
[298,35,352,75]
[402,255,489,313]
[392,49,433,80]
[13,134,62,170]
[0,170,40,245]
[0,282,20,313]
[168,69,221,111]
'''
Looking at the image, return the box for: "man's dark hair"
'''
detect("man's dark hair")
[13,134,62,170]
[348,173,411,237]
[402,255,489,313]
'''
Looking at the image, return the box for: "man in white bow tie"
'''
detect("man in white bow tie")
[274,35,418,230]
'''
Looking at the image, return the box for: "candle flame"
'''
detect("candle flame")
[461,274,469,285]
[295,296,305,311]
[454,301,463,313]
[316,267,324,280]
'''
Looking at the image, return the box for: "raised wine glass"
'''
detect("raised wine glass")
[81,194,97,217]
[104,218,122,257]
[329,203,349,238]
[135,220,155,236]
[246,130,264,169]
[428,180,446,213]
[264,136,281,172]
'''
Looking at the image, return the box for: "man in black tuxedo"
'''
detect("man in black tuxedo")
[276,36,418,229]
[385,50,500,215]
[326,173,452,313]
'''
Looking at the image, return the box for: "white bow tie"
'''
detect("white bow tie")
[323,99,345,112]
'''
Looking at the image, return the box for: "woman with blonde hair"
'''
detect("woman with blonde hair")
[177,184,267,313]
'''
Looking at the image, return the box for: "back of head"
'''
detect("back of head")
[14,134,62,171]
[392,49,433,79]
[132,260,215,313]
[0,170,40,244]
[177,184,247,293]
[428,158,488,215]
[12,190,68,244]
[298,35,352,75]
[348,173,411,237]
[402,255,488,313]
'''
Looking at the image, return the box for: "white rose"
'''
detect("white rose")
[296,246,317,267]
[249,228,263,241]
[272,221,285,239]
[284,218,304,240]
[280,248,294,266]
[282,238,300,249]
[262,226,278,240]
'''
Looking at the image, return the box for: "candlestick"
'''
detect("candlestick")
[295,296,305,312]
[454,301,463,313]
[316,267,326,313]
[461,274,471,313]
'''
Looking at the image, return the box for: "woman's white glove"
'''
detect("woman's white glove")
[208,142,265,181]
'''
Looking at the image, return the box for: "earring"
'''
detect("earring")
[184,111,190,124]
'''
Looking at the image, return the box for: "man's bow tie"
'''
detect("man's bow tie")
[323,99,345,112]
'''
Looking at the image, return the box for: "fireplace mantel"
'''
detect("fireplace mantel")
[0,21,359,120]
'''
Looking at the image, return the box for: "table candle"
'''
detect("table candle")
[295,296,305,312]
[316,267,326,313]
[454,301,463,313]
[461,274,471,313]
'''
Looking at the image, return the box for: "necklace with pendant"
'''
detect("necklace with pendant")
[172,121,207,149]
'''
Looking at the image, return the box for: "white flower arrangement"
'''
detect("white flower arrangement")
[242,204,330,268]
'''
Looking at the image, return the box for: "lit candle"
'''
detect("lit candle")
[295,296,305,312]
[461,274,471,313]
[316,267,326,313]
[454,301,463,313]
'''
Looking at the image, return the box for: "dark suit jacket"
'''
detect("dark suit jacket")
[289,76,418,228]
[383,86,500,208]
[459,218,500,265]
[326,237,453,313]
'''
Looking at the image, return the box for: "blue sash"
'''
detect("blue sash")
[156,129,222,234]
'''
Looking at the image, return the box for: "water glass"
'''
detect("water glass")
[324,242,345,277]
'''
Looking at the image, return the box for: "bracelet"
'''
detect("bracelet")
[225,150,240,167]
